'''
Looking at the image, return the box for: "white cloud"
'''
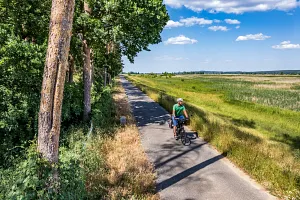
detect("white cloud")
[165,17,214,28]
[208,26,229,31]
[164,0,300,14]
[236,33,271,41]
[236,26,240,29]
[179,17,213,26]
[225,19,241,24]
[155,55,188,61]
[214,19,222,23]
[164,35,198,45]
[165,20,184,28]
[272,41,300,49]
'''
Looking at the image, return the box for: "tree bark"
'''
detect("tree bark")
[38,0,75,164]
[83,1,92,122]
[83,39,91,122]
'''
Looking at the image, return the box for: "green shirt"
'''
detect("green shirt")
[173,104,185,117]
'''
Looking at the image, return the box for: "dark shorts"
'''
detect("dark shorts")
[172,115,185,126]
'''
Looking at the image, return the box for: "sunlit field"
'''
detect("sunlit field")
[127,74,300,199]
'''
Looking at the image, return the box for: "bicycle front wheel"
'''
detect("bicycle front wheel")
[181,130,191,146]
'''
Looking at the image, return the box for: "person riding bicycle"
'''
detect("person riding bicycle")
[172,98,189,139]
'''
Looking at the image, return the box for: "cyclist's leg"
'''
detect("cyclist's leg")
[172,116,178,137]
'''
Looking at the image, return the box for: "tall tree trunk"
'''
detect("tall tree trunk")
[83,1,92,122]
[38,0,75,165]
[91,49,94,84]
[83,39,91,122]
[69,54,74,83]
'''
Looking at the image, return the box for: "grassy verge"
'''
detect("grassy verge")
[84,78,158,200]
[127,75,300,200]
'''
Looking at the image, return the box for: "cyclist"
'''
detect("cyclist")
[172,98,189,139]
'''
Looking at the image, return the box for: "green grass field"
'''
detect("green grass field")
[127,74,300,199]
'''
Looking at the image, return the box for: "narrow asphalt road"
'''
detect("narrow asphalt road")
[121,76,276,200]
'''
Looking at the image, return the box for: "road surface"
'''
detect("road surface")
[121,76,276,200]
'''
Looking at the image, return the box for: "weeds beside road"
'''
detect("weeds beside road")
[85,78,158,200]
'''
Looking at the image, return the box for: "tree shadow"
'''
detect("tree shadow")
[155,142,207,169]
[156,154,224,191]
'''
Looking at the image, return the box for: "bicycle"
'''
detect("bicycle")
[174,118,191,146]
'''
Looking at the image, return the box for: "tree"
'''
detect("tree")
[82,2,92,122]
[38,0,75,166]
[87,0,169,63]
[74,0,168,122]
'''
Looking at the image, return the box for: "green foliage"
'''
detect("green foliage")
[0,136,87,199]
[85,0,169,63]
[61,82,85,130]
[0,0,51,44]
[0,86,117,199]
[92,87,116,128]
[0,141,51,199]
[0,35,46,167]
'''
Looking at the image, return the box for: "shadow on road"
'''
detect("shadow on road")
[122,81,171,126]
[155,142,207,169]
[156,154,224,191]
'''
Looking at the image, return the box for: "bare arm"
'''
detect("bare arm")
[183,110,188,118]
[172,109,175,117]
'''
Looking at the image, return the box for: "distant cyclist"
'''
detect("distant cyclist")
[172,98,189,139]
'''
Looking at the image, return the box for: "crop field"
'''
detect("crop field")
[127,74,300,199]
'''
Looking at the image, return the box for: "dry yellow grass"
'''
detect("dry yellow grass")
[101,78,158,200]
[102,125,158,200]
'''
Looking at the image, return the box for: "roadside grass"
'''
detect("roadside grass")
[127,75,300,200]
[0,78,157,199]
[85,78,158,200]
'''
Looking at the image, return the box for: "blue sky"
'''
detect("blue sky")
[123,0,300,73]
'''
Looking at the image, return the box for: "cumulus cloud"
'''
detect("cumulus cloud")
[164,0,300,14]
[214,19,222,23]
[208,26,229,31]
[164,35,198,45]
[272,41,300,49]
[180,17,213,26]
[236,33,271,41]
[165,20,184,28]
[225,19,241,24]
[165,17,213,28]
[236,26,240,29]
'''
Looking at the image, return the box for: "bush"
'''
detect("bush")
[0,133,87,199]
[0,37,46,167]
[0,86,116,199]
[61,82,84,130]
[92,87,116,128]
